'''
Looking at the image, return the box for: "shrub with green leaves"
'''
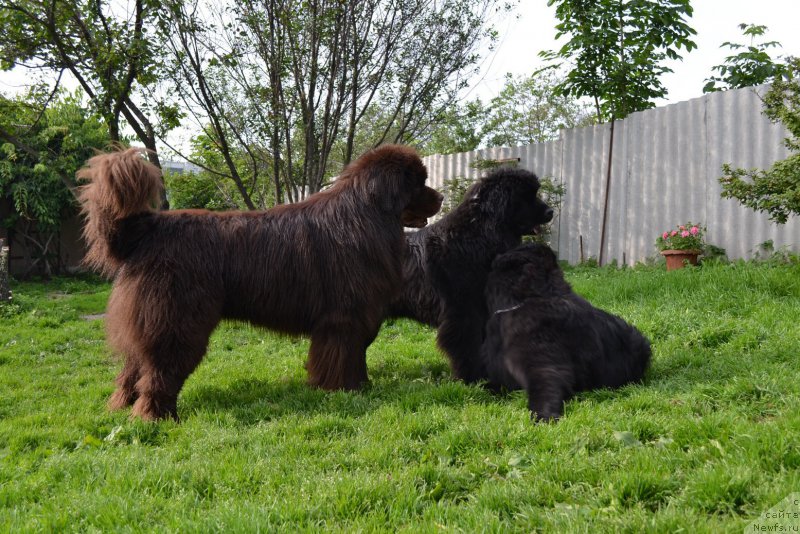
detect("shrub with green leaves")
[719,57,800,223]
[0,89,109,276]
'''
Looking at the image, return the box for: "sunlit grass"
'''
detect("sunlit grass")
[1,261,799,531]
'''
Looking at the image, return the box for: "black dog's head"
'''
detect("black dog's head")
[465,168,553,236]
[343,144,442,228]
[488,243,567,300]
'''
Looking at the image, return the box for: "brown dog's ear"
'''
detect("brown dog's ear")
[369,171,406,212]
[347,145,414,212]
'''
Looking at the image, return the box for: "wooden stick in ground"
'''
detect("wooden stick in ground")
[0,238,11,302]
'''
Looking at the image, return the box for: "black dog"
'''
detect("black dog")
[388,167,554,383]
[482,244,651,421]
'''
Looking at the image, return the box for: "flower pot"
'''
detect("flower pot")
[661,249,701,271]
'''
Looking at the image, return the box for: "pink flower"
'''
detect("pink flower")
[690,226,699,235]
[681,231,690,238]
[680,226,686,231]
[662,232,668,239]
[671,231,678,237]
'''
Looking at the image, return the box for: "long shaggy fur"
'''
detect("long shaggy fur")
[388,167,554,382]
[481,244,652,421]
[78,145,442,420]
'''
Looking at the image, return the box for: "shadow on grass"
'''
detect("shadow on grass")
[179,354,518,424]
[120,340,768,426]
[179,355,664,425]
[176,320,781,425]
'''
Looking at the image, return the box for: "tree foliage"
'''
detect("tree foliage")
[720,57,800,224]
[0,89,109,276]
[421,99,487,156]
[540,0,697,122]
[420,70,593,155]
[157,0,508,206]
[704,24,786,93]
[0,0,173,173]
[483,70,594,147]
[164,131,269,211]
[1,0,506,208]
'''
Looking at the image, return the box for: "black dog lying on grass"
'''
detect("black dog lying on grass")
[481,244,651,421]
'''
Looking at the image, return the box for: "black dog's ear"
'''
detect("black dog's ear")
[491,254,527,274]
[507,262,548,298]
[521,262,542,277]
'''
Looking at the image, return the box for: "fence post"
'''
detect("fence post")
[0,238,10,303]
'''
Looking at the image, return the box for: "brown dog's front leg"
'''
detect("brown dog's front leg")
[306,320,374,390]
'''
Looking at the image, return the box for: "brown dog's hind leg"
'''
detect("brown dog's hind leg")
[130,341,210,421]
[131,361,180,421]
[306,319,376,391]
[108,357,141,410]
[129,312,219,421]
[105,286,142,411]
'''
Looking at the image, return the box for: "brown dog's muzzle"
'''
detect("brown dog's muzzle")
[402,186,443,228]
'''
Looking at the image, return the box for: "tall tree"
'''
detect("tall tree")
[719,57,800,224]
[540,0,696,264]
[703,23,786,93]
[157,0,507,206]
[0,0,173,172]
[540,0,696,123]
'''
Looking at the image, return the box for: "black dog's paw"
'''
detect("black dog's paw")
[481,380,506,395]
[530,411,561,423]
[528,398,564,423]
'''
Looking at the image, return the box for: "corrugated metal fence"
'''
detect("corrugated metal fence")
[422,85,799,265]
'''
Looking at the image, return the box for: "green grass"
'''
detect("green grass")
[1,262,799,532]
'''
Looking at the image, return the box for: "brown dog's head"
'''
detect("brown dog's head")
[342,144,442,228]
[400,184,443,228]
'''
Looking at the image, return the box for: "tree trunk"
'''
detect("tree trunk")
[598,117,616,266]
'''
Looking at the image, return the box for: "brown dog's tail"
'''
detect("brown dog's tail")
[76,148,163,277]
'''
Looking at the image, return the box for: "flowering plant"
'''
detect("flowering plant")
[655,222,705,251]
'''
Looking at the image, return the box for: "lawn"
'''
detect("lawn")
[1,260,799,532]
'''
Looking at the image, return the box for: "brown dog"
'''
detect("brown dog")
[78,145,442,420]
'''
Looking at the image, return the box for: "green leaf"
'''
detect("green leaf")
[80,435,103,448]
[612,430,642,448]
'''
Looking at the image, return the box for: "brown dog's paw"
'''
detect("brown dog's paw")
[131,396,178,421]
[107,388,136,411]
